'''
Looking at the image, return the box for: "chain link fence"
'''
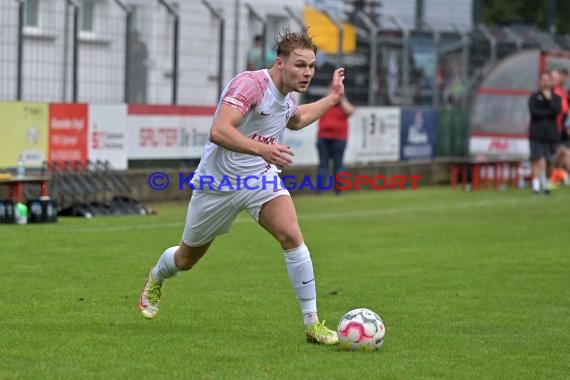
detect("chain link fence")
[0,0,189,104]
[2,0,570,107]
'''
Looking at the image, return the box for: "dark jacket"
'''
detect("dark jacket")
[528,91,562,142]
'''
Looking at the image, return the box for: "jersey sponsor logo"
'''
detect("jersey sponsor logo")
[251,133,277,145]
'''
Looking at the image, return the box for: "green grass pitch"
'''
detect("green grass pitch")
[1,187,569,379]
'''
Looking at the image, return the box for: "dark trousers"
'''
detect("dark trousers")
[316,138,347,193]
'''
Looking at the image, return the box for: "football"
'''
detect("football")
[337,308,386,351]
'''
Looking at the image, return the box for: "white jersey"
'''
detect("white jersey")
[192,69,298,191]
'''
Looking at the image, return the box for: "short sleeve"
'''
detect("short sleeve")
[221,72,266,116]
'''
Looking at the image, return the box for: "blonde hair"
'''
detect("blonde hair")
[274,28,317,58]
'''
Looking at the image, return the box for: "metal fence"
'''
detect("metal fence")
[0,0,192,104]
[2,0,570,107]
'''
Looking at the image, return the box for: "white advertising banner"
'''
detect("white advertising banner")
[469,136,529,158]
[127,106,214,160]
[88,105,128,169]
[282,107,401,167]
[345,107,401,164]
[281,122,319,166]
[125,106,401,165]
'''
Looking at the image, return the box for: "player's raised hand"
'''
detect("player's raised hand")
[260,143,294,168]
[329,68,345,101]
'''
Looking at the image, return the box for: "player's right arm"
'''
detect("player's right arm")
[210,106,294,168]
[210,72,294,167]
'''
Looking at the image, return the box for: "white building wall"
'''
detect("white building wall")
[25,0,64,102]
[0,0,19,100]
[177,0,306,105]
[1,0,472,105]
[424,0,472,32]
[76,0,125,103]
[0,0,305,106]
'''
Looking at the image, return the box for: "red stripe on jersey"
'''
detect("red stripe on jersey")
[221,71,268,115]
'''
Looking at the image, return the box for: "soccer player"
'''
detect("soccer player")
[139,29,344,345]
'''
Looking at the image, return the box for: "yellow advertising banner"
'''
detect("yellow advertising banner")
[303,6,356,54]
[0,102,49,168]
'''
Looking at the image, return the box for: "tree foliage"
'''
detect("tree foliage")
[482,0,570,34]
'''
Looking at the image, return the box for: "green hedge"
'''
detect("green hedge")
[437,109,470,157]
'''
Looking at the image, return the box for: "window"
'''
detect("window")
[80,0,95,32]
[24,0,40,28]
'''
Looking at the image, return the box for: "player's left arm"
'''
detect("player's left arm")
[286,68,345,130]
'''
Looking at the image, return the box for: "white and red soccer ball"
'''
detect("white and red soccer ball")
[337,308,386,351]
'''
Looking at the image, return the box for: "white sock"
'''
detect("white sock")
[532,177,540,192]
[303,312,318,327]
[151,246,179,282]
[284,243,318,327]
[540,172,548,189]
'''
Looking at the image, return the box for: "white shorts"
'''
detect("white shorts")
[182,185,290,247]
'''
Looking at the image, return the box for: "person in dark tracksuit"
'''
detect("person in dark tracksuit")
[528,71,562,194]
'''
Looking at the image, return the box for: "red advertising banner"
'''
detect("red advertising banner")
[48,103,88,164]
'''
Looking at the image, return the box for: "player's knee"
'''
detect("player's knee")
[275,227,303,249]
